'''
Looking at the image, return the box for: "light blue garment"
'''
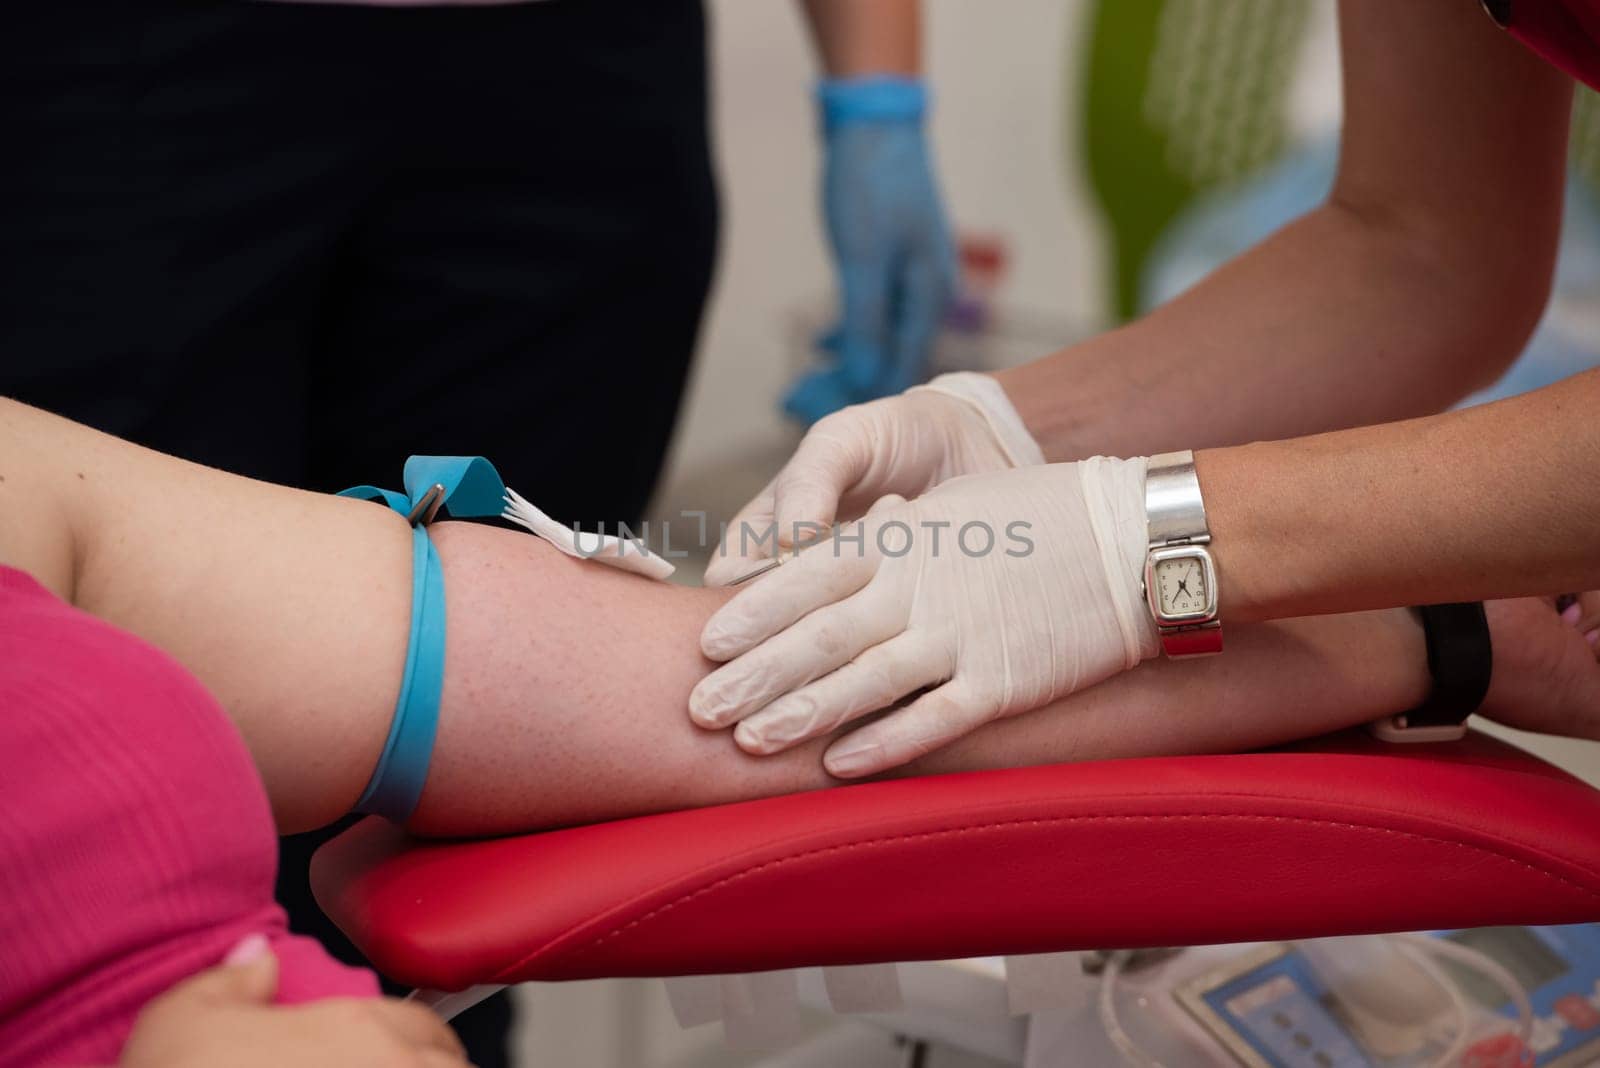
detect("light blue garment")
[785,76,959,426]
[1142,133,1600,408]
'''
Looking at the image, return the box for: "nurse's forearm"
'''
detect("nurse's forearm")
[1199,369,1600,622]
[409,521,1434,837]
[996,203,1521,460]
[800,0,920,79]
[996,0,1569,463]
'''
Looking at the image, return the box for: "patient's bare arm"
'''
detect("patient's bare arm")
[419,520,1600,836]
[5,399,1592,840]
[419,521,1567,838]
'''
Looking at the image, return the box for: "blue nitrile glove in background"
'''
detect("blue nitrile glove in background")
[784,75,959,426]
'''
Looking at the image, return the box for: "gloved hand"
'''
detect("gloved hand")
[691,458,1159,778]
[784,75,959,425]
[704,371,1042,586]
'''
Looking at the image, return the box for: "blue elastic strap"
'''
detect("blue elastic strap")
[816,75,928,133]
[338,456,507,821]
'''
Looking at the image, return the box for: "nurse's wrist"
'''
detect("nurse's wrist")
[816,75,928,131]
[914,372,1047,467]
[1192,443,1308,625]
[992,350,1120,465]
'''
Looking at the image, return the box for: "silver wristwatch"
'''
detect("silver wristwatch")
[1143,450,1223,657]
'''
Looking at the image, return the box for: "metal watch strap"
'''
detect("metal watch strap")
[1145,450,1222,656]
[1146,450,1209,546]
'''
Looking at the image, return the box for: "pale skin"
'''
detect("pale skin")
[4,398,1599,844]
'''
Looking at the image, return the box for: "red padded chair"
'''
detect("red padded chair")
[311,730,1600,1010]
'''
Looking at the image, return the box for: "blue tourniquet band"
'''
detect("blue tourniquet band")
[816,75,928,133]
[338,456,507,821]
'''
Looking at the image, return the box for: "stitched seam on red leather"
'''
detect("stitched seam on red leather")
[1266,755,1584,789]
[933,789,1600,879]
[511,790,1596,951]
[585,782,1582,900]
[496,811,1600,980]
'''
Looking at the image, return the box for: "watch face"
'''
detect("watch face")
[1154,555,1208,618]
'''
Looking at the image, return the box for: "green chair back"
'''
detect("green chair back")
[1079,0,1312,322]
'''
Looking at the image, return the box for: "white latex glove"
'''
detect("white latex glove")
[703,372,1044,586]
[691,458,1159,778]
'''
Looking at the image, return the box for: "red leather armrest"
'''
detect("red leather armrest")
[310,731,1600,992]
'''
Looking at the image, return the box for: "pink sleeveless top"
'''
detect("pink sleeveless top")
[0,566,377,1067]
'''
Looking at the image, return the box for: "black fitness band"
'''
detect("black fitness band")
[1404,602,1494,729]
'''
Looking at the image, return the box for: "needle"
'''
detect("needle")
[726,553,792,586]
